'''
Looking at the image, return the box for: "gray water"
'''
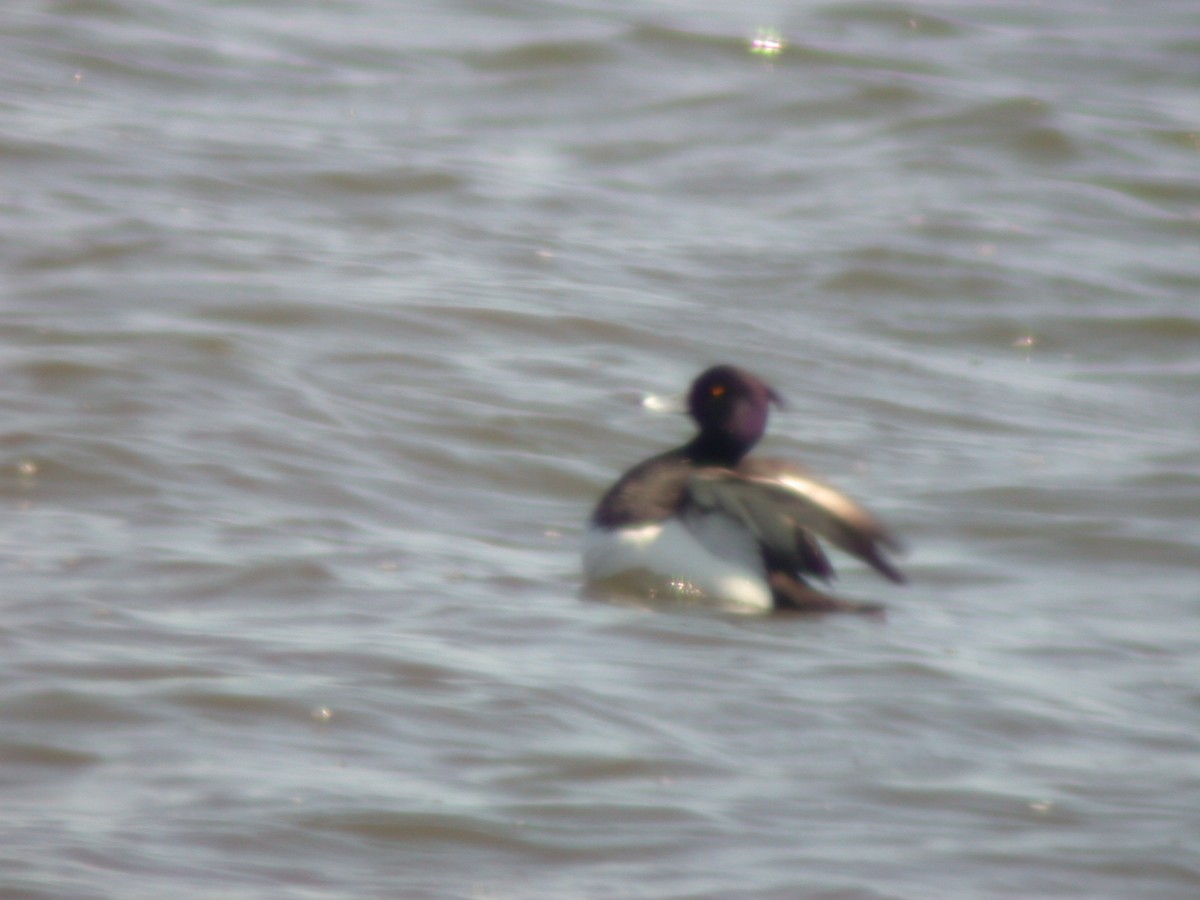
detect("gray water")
[3,1,1200,897]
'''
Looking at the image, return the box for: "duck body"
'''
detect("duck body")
[584,451,776,610]
[583,365,904,614]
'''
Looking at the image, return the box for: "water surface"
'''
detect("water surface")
[3,1,1199,897]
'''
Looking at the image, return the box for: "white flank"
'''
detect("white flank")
[583,517,772,612]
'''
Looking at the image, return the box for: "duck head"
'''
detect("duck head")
[686,365,782,465]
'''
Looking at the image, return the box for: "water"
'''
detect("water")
[3,0,1199,896]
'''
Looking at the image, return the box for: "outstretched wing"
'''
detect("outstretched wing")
[684,460,905,585]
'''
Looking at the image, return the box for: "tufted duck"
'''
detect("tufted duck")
[583,365,905,613]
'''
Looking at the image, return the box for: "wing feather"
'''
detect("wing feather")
[684,462,905,585]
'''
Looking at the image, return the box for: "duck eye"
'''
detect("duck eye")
[710,384,726,398]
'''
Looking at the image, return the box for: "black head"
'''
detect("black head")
[685,365,782,465]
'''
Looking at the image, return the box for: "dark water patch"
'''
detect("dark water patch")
[896,94,1055,131]
[627,19,940,78]
[0,441,169,504]
[295,801,705,862]
[1,688,155,726]
[0,133,108,165]
[465,36,618,72]
[293,807,569,857]
[822,264,1010,301]
[627,22,761,59]
[195,299,386,331]
[816,3,964,39]
[164,557,338,602]
[2,325,238,362]
[13,230,167,274]
[859,780,1086,828]
[892,95,1084,165]
[962,845,1200,900]
[1096,175,1200,213]
[1004,124,1083,165]
[938,484,1120,517]
[1031,530,1200,574]
[8,356,148,398]
[308,166,466,197]
[1128,470,1200,493]
[168,688,326,725]
[574,135,707,167]
[1132,266,1200,294]
[1041,313,1200,365]
[772,41,940,76]
[486,750,725,791]
[1146,127,1200,155]
[0,741,101,768]
[19,659,224,683]
[774,77,929,124]
[41,0,134,20]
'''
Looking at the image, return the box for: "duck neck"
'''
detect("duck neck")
[682,430,753,468]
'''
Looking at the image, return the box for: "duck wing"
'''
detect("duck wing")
[684,460,905,585]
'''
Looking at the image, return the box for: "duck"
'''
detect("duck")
[583,365,905,613]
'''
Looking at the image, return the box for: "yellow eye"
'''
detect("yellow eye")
[711,384,726,398]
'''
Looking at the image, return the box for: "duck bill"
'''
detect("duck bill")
[641,390,688,414]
